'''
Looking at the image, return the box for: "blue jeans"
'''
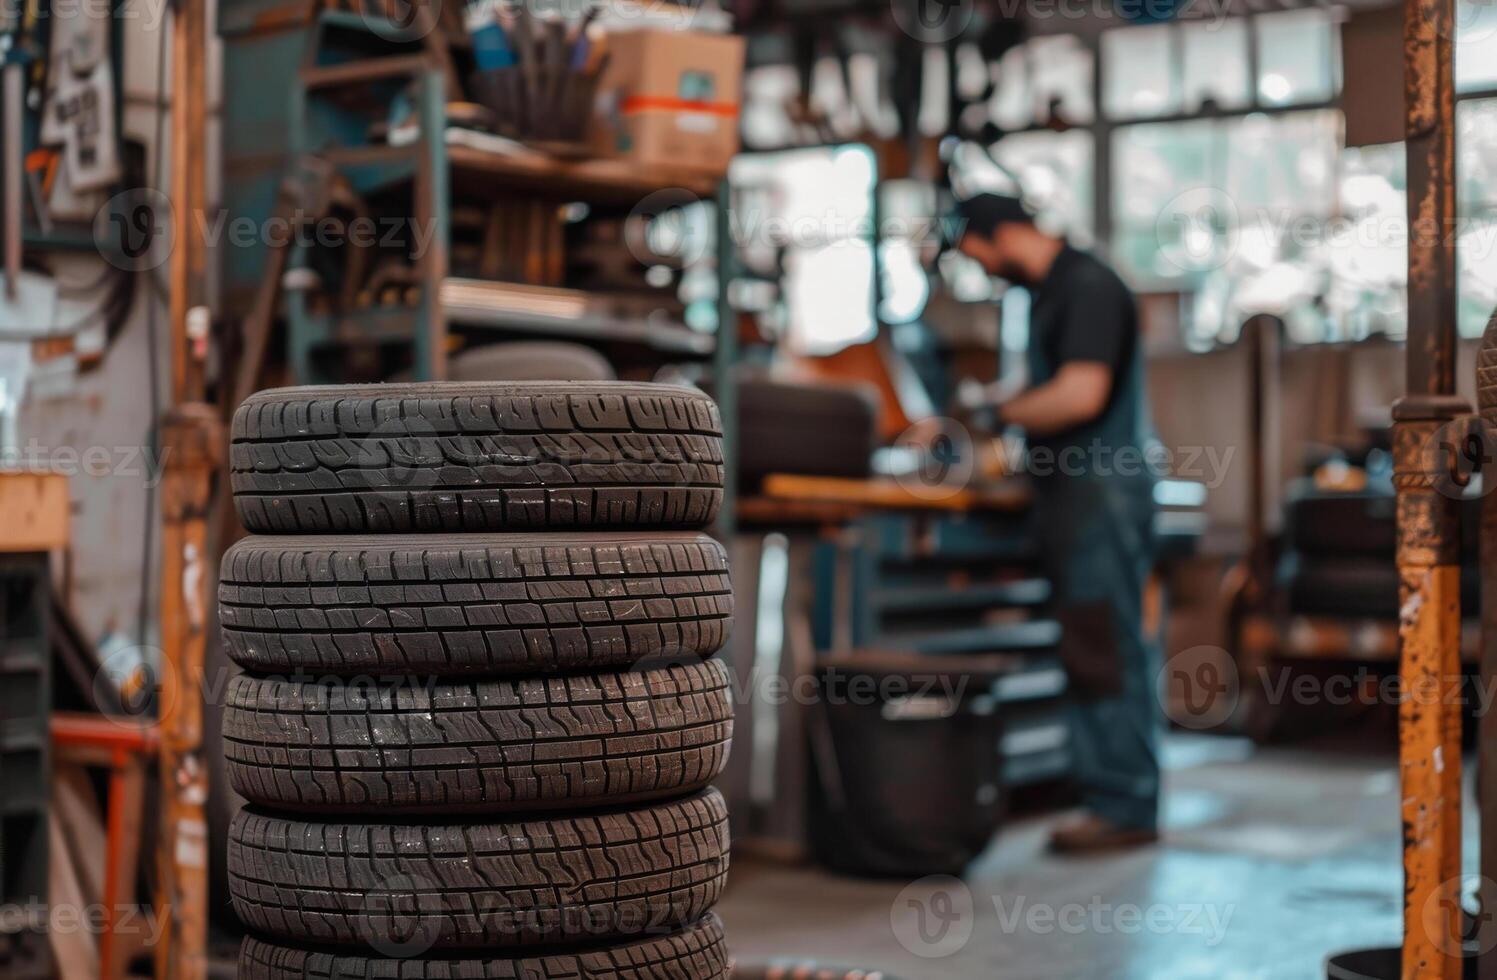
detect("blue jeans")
[1034,477,1161,831]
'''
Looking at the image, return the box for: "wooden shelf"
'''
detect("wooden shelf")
[441,279,713,355]
[314,280,713,357]
[447,144,722,204]
[317,140,721,206]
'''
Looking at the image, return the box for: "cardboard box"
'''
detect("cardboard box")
[592,29,745,174]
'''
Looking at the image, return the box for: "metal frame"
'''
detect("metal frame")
[1396,0,1466,974]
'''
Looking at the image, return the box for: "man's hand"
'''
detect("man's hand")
[994,361,1113,438]
[956,376,1027,414]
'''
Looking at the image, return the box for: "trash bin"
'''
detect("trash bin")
[808,651,1021,876]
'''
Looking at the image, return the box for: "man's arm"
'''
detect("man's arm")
[996,361,1113,437]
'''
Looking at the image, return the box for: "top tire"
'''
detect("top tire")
[231,382,724,534]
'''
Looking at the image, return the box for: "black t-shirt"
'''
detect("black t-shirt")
[1027,245,1151,461]
[1031,245,1137,400]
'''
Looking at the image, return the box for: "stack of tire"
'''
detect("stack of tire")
[218,381,735,979]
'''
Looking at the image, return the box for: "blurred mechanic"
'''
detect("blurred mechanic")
[954,192,1161,853]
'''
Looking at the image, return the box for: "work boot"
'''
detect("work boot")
[1047,812,1159,854]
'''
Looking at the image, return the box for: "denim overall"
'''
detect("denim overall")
[1026,252,1162,832]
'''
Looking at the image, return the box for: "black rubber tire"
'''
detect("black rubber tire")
[218,533,732,676]
[237,915,729,979]
[230,382,723,533]
[227,789,730,950]
[223,660,734,814]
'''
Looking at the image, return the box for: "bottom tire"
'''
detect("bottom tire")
[228,789,729,949]
[237,914,730,979]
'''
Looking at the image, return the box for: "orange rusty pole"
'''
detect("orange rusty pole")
[153,0,214,974]
[152,406,218,980]
[1399,0,1466,973]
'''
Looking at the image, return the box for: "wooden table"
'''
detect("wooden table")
[737,473,1032,526]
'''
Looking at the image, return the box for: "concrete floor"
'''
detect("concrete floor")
[717,734,1456,979]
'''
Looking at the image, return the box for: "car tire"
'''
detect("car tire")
[223,660,733,813]
[219,532,732,676]
[236,914,730,979]
[230,382,723,533]
[227,788,730,950]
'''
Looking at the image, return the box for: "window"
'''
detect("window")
[1458,99,1497,337]
[989,130,1095,245]
[1102,25,1178,121]
[1109,111,1343,344]
[988,36,1095,131]
[1253,9,1339,107]
[1182,19,1251,113]
[1111,120,1220,284]
[729,144,879,355]
[1324,142,1407,341]
[1456,0,1497,94]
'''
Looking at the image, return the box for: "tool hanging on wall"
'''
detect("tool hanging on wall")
[1,0,28,300]
[35,0,120,224]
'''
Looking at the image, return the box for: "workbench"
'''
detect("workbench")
[0,469,68,979]
[722,472,1071,861]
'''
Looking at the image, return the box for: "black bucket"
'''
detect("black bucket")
[1327,948,1478,979]
[807,652,1013,877]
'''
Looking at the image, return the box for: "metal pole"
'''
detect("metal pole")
[1478,318,1497,980]
[154,0,213,975]
[1399,0,1467,973]
[713,178,737,541]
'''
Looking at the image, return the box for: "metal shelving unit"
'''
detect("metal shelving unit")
[277,13,730,384]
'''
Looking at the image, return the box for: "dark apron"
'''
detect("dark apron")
[1026,296,1162,831]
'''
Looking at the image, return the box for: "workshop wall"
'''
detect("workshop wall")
[1149,338,1476,550]
[16,2,221,649]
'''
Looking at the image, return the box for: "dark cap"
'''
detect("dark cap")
[952,192,1034,243]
